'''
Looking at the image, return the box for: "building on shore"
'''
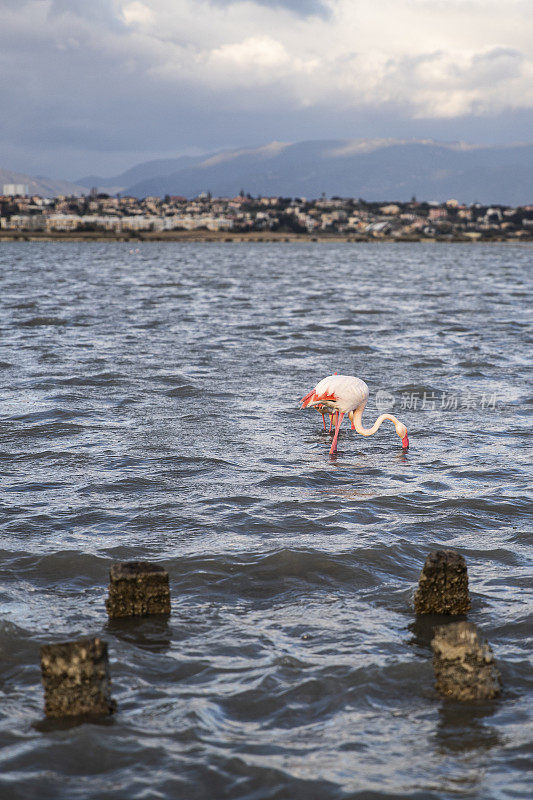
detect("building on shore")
[3,184,29,197]
[1,193,532,241]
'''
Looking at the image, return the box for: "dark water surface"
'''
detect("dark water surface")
[0,242,531,800]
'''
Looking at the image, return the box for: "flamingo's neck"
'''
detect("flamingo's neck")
[350,400,403,437]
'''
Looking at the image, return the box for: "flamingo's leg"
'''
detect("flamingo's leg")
[329,412,344,455]
[322,413,326,431]
[328,414,334,433]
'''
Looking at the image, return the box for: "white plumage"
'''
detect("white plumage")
[301,374,409,455]
[310,374,368,413]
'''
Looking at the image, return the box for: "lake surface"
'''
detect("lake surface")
[0,241,531,800]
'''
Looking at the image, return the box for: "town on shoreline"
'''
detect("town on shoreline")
[1,190,532,242]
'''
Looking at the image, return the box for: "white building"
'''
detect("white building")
[2,214,44,230]
[45,214,81,231]
[3,184,29,196]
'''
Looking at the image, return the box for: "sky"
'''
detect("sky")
[1,0,532,179]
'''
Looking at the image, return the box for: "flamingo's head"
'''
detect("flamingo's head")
[395,421,409,449]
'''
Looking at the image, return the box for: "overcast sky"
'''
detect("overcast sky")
[1,0,532,179]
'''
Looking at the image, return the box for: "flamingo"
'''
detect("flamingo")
[301,374,409,455]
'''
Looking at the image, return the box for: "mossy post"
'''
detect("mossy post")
[431,621,501,702]
[414,550,471,615]
[106,561,171,619]
[40,637,116,719]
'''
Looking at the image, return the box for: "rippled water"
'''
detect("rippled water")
[0,242,531,800]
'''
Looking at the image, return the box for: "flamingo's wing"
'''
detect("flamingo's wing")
[301,389,316,408]
[301,389,338,408]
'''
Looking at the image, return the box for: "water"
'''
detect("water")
[0,241,531,800]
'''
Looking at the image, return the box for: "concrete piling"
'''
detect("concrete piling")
[414,550,471,615]
[40,637,116,719]
[431,621,501,702]
[106,561,171,619]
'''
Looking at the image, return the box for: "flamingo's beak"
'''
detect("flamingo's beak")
[402,435,409,449]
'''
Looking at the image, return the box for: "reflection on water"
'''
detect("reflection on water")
[106,616,172,654]
[433,704,503,799]
[436,703,502,755]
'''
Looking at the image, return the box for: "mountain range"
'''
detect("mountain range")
[3,139,532,204]
[75,139,533,205]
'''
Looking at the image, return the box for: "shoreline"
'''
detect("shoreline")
[0,229,530,244]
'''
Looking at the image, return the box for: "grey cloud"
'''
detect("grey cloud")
[0,0,41,6]
[5,103,533,179]
[6,65,533,178]
[386,46,527,92]
[470,46,524,81]
[1,0,531,179]
[47,0,124,26]
[474,46,524,62]
[210,0,333,19]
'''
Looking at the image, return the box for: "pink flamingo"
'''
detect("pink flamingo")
[301,374,409,455]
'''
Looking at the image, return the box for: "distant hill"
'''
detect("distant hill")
[76,155,201,194]
[77,139,533,205]
[0,167,85,197]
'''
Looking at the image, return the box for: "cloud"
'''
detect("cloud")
[210,0,333,19]
[211,35,291,68]
[0,0,532,176]
[0,0,39,6]
[380,46,532,118]
[47,0,122,25]
[121,2,154,25]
